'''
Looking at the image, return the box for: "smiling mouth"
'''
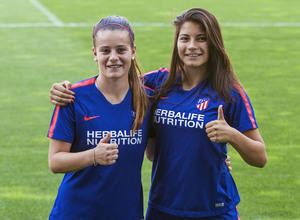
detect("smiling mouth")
[186,54,201,57]
[107,65,122,68]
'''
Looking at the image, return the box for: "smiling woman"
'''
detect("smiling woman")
[144,8,267,220]
[93,30,134,89]
[177,21,209,90]
[46,16,153,220]
[48,8,267,220]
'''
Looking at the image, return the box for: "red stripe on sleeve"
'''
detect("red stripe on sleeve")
[71,77,96,89]
[143,85,155,92]
[140,70,158,77]
[234,84,257,129]
[159,67,170,72]
[48,106,60,138]
[140,67,170,77]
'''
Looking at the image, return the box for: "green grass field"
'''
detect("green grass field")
[0,0,299,219]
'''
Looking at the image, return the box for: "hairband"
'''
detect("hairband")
[93,23,134,45]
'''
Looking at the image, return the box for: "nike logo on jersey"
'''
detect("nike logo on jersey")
[84,115,100,121]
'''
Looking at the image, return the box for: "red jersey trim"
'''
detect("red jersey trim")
[48,106,60,138]
[237,207,241,220]
[234,84,257,129]
[49,78,96,138]
[143,85,155,92]
[140,67,170,77]
[71,77,96,89]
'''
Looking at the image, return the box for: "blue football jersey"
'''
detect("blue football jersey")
[47,76,152,220]
[142,68,257,217]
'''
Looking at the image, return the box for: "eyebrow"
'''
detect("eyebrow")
[99,44,127,48]
[179,33,206,37]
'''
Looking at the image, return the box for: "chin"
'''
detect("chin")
[109,72,128,79]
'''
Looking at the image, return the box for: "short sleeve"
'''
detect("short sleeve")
[225,84,258,133]
[47,104,76,143]
[141,67,170,90]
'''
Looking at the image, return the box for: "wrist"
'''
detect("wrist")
[93,148,97,166]
[228,127,238,146]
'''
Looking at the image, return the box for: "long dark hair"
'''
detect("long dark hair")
[152,8,241,113]
[93,16,149,133]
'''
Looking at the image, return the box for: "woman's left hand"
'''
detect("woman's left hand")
[205,105,234,143]
[225,155,232,172]
[206,105,267,167]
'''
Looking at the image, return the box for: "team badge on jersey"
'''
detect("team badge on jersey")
[196,98,210,111]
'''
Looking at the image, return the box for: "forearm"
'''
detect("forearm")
[228,128,267,168]
[145,138,156,162]
[49,149,94,173]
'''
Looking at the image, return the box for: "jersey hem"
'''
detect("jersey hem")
[238,124,258,133]
[47,134,73,144]
[148,200,240,218]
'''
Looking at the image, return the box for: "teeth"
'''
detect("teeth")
[109,65,121,68]
[188,54,200,57]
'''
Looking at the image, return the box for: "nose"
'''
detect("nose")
[188,39,197,50]
[109,50,119,62]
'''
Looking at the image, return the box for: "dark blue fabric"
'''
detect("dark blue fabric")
[48,76,152,220]
[142,69,256,217]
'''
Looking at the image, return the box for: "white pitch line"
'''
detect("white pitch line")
[1,22,300,28]
[0,23,55,28]
[222,22,300,27]
[0,22,170,28]
[0,23,91,28]
[28,0,64,26]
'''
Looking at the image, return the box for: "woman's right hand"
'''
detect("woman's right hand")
[49,80,75,106]
[94,132,119,165]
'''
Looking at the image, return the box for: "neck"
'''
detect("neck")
[96,76,129,104]
[181,66,207,91]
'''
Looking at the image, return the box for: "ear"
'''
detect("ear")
[131,45,136,59]
[92,47,98,62]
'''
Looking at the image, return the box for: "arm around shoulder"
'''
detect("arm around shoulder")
[49,80,75,106]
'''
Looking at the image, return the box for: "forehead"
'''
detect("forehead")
[94,30,131,47]
[179,21,205,35]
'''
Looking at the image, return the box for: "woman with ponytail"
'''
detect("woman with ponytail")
[47,16,152,220]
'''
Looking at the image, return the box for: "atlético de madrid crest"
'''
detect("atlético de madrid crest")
[196,98,210,111]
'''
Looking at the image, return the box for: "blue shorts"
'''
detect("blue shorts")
[146,206,240,220]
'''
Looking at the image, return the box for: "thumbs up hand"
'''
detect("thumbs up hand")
[205,105,233,143]
[94,132,119,165]
[217,104,225,120]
